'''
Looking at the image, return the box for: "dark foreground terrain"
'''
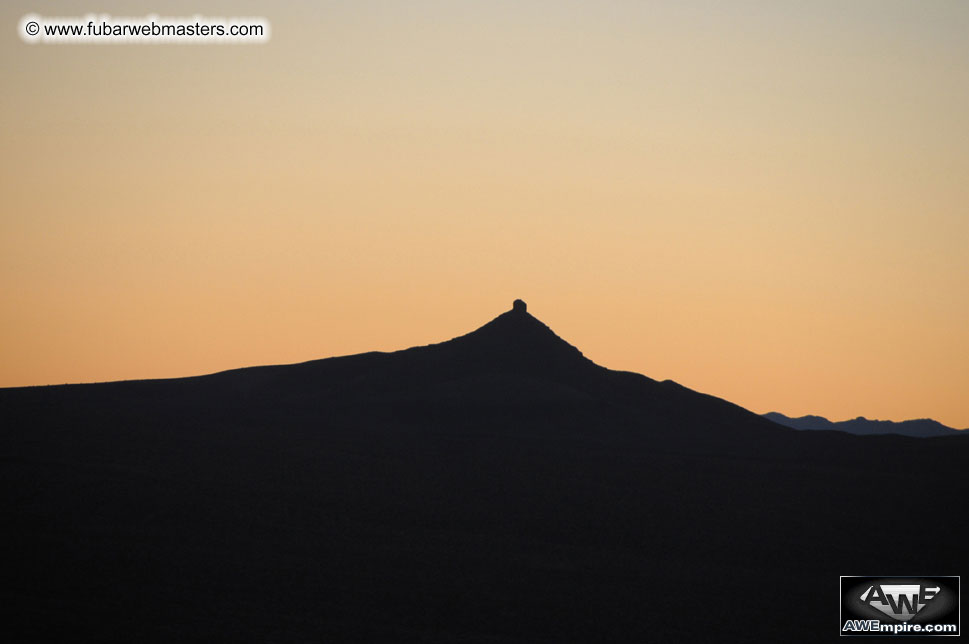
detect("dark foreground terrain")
[2,302,965,642]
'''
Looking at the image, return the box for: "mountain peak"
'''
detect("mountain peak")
[438,300,592,373]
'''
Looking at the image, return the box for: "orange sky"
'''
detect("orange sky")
[2,1,968,427]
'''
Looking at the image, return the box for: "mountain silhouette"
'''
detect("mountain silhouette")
[764,411,965,437]
[1,301,965,642]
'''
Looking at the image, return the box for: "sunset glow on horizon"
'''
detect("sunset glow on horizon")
[2,0,967,427]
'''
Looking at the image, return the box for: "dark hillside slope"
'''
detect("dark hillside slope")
[2,302,965,642]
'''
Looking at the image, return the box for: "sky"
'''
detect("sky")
[2,0,967,428]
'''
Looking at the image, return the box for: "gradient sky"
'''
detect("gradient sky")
[2,0,967,427]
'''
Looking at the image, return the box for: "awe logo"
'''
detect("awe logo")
[860,583,940,622]
[841,576,959,637]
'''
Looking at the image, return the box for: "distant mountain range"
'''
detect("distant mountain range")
[763,411,966,437]
[2,300,965,642]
